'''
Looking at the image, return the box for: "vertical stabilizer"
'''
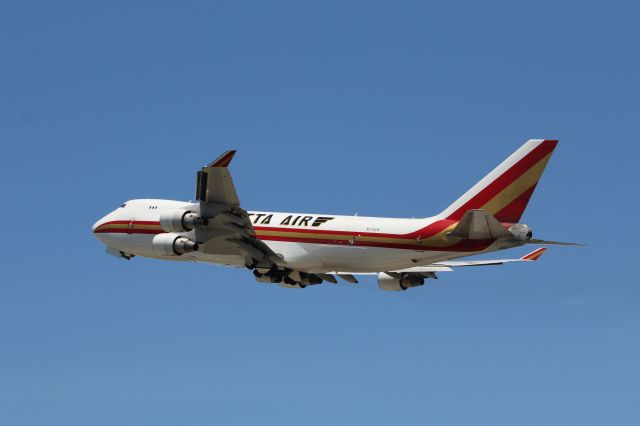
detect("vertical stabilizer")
[439,139,558,223]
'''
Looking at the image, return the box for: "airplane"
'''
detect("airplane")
[92,139,579,291]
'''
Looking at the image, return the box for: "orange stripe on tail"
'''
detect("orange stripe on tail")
[440,139,558,223]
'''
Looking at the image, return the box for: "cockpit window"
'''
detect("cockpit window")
[120,203,127,208]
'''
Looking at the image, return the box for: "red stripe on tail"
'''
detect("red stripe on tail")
[493,184,538,223]
[208,150,237,167]
[446,140,558,221]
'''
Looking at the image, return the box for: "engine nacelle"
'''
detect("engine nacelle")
[377,272,424,291]
[152,233,199,256]
[508,223,533,241]
[159,209,207,233]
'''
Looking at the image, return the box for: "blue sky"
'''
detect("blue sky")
[1,1,639,425]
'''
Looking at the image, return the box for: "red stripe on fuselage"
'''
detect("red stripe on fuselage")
[251,220,457,239]
[95,220,162,226]
[94,219,495,252]
[94,228,164,235]
[95,221,454,240]
[93,220,164,235]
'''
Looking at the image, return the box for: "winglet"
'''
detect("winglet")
[208,150,237,167]
[521,247,546,261]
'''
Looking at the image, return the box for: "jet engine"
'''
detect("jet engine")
[152,233,199,256]
[377,272,424,291]
[508,223,533,241]
[159,209,207,233]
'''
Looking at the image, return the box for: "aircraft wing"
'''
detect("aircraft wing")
[196,150,241,206]
[389,247,546,274]
[193,150,284,268]
[330,248,547,282]
[434,247,547,267]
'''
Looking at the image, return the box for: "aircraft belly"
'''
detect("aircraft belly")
[262,241,461,273]
[191,253,246,267]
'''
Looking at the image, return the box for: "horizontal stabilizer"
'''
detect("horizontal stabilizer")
[447,209,512,240]
[529,239,585,246]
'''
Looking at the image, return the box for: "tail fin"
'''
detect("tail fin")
[439,139,558,223]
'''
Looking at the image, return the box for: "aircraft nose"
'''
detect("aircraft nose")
[92,209,119,237]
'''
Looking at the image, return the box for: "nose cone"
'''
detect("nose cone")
[92,210,119,242]
[92,216,110,245]
[92,213,111,239]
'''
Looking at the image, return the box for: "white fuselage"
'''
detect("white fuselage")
[93,199,513,273]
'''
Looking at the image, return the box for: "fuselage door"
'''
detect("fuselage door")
[127,219,135,234]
